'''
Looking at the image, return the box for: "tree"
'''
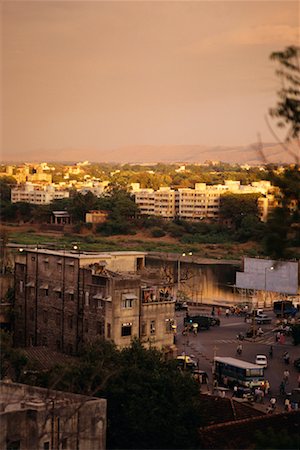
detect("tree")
[26,339,203,450]
[263,46,300,258]
[219,193,260,229]
[269,46,300,144]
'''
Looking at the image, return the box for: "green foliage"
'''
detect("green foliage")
[25,339,203,449]
[220,193,260,229]
[0,331,28,381]
[269,46,300,141]
[254,426,300,449]
[151,227,166,238]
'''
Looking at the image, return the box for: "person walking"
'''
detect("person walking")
[283,369,290,384]
[226,308,230,318]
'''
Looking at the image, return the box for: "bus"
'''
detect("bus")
[214,357,266,389]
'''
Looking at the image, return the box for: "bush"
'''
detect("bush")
[151,227,166,238]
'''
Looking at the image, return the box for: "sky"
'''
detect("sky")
[1,0,299,162]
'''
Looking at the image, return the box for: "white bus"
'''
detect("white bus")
[214,356,266,388]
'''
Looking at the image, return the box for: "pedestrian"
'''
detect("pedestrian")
[232,385,238,397]
[283,352,290,364]
[264,380,270,395]
[269,346,273,358]
[279,381,286,395]
[283,369,290,384]
[226,308,230,318]
[236,344,242,355]
[276,331,281,342]
[284,398,290,411]
[213,378,218,394]
[192,322,198,336]
[211,306,215,316]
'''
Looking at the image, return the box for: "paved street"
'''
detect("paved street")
[175,306,300,412]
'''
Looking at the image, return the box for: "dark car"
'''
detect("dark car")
[175,301,188,311]
[184,315,220,330]
[294,358,300,372]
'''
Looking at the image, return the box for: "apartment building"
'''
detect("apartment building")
[0,381,106,450]
[133,181,274,222]
[11,183,69,204]
[14,249,175,354]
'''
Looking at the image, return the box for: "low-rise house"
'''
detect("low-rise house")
[0,381,106,450]
[14,249,175,354]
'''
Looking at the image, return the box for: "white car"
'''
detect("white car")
[255,354,268,368]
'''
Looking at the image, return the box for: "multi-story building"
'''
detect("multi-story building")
[14,250,175,354]
[11,183,69,205]
[0,381,106,450]
[133,181,274,222]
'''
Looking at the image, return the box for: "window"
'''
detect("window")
[121,323,132,337]
[7,440,21,450]
[122,298,134,308]
[43,442,50,450]
[150,320,156,335]
[107,323,111,338]
[68,315,73,330]
[165,319,174,333]
[141,322,147,336]
[96,321,104,335]
[43,310,48,324]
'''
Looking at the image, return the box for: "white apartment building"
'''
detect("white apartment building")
[133,181,274,222]
[11,182,69,204]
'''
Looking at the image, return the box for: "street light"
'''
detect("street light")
[264,266,274,307]
[177,252,192,300]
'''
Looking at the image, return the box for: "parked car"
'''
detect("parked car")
[254,315,272,325]
[175,301,188,311]
[176,355,197,371]
[255,354,268,368]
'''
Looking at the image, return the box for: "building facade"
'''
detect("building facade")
[133,181,274,222]
[14,250,175,354]
[11,183,69,205]
[0,381,106,450]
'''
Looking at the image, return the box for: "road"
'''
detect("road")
[175,306,299,410]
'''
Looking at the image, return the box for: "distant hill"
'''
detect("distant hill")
[3,141,299,164]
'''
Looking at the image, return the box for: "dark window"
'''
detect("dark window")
[69,293,74,301]
[57,291,62,299]
[43,443,50,450]
[43,310,48,324]
[141,322,147,336]
[150,320,156,335]
[7,441,20,450]
[96,321,104,335]
[68,316,73,330]
[107,323,111,338]
[44,289,49,297]
[121,323,132,337]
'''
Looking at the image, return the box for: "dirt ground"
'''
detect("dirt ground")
[1,223,262,260]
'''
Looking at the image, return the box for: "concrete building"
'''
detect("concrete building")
[133,181,274,222]
[85,210,109,224]
[14,249,175,354]
[11,183,69,205]
[0,381,106,450]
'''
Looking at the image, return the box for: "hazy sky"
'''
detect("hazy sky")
[1,0,299,161]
